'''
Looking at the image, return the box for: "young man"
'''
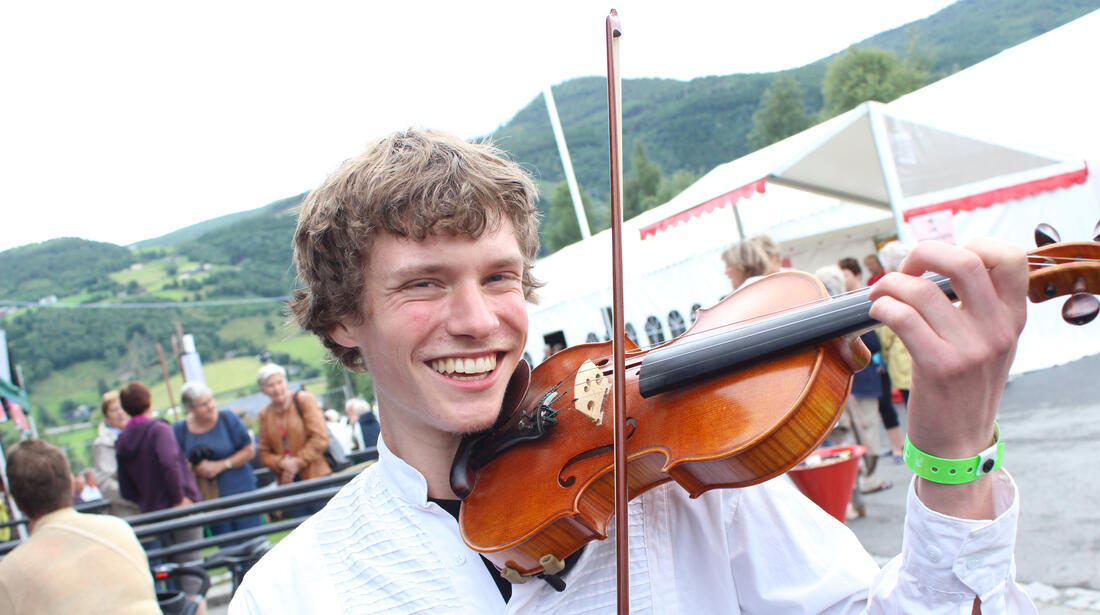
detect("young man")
[232,129,1036,613]
[0,440,161,614]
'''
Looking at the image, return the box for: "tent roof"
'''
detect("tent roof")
[638,102,1081,238]
[887,9,1100,171]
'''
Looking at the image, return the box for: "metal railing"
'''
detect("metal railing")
[0,447,377,557]
[0,498,112,530]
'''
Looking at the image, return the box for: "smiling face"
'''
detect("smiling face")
[329,220,528,453]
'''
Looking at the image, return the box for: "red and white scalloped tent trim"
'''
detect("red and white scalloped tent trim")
[637,163,1089,241]
[638,178,766,239]
[902,165,1089,222]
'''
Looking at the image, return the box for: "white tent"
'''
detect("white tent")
[884,9,1100,374]
[528,81,1096,374]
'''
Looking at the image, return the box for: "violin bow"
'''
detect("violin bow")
[605,9,630,613]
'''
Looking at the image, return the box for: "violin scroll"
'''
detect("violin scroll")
[1027,222,1100,325]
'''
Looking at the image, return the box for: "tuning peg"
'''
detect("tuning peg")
[1063,277,1099,325]
[1063,293,1099,325]
[1035,223,1061,247]
[1093,219,1100,242]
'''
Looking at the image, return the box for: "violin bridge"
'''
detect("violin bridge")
[574,359,611,425]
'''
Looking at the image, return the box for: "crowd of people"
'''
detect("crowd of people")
[0,359,384,613]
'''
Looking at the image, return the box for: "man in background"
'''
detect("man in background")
[0,439,160,614]
[80,468,104,501]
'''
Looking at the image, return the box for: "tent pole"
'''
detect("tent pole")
[732,198,746,240]
[867,103,913,244]
[544,85,591,239]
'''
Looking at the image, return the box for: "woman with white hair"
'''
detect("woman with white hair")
[345,397,380,450]
[173,381,263,536]
[255,364,331,515]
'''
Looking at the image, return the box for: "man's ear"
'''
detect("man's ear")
[328,322,357,348]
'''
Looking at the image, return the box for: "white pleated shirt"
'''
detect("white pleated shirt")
[230,436,1036,614]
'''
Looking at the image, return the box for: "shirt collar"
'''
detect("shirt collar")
[375,433,431,506]
[31,507,79,533]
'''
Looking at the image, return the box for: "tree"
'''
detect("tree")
[649,169,701,209]
[820,46,928,119]
[541,181,605,254]
[747,75,812,149]
[623,140,662,219]
[323,361,375,406]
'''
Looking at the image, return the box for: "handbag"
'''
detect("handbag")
[292,392,348,471]
[195,474,220,502]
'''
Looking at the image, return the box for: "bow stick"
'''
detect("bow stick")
[605,9,629,614]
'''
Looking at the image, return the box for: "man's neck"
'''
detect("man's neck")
[383,423,463,500]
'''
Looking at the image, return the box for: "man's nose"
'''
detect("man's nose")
[445,283,499,339]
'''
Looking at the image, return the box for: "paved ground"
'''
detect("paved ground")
[210,354,1100,613]
[848,352,1100,612]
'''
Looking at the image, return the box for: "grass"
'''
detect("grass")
[109,259,180,288]
[30,360,114,411]
[217,315,278,347]
[269,335,327,368]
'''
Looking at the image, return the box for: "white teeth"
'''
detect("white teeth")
[431,354,497,377]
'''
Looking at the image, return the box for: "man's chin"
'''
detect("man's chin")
[454,412,501,436]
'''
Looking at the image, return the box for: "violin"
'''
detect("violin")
[450,222,1100,581]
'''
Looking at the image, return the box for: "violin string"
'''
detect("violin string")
[533,257,1092,403]
[536,290,869,404]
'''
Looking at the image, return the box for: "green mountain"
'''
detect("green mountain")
[489,0,1100,204]
[0,238,134,302]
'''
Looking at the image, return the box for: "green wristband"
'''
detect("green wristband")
[903,423,1004,485]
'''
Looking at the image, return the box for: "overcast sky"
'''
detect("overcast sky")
[0,0,957,254]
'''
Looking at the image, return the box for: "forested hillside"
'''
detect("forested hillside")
[0,238,134,301]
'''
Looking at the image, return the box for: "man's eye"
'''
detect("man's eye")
[487,272,520,284]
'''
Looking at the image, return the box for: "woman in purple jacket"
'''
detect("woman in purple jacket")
[115,381,204,601]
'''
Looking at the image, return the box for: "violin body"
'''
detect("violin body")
[458,271,870,576]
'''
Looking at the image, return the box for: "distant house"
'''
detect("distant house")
[180,263,211,274]
[129,263,144,271]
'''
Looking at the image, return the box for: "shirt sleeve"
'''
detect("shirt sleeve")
[727,471,1036,614]
[257,410,283,473]
[868,470,1038,614]
[223,410,252,450]
[294,392,330,468]
[153,421,187,504]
